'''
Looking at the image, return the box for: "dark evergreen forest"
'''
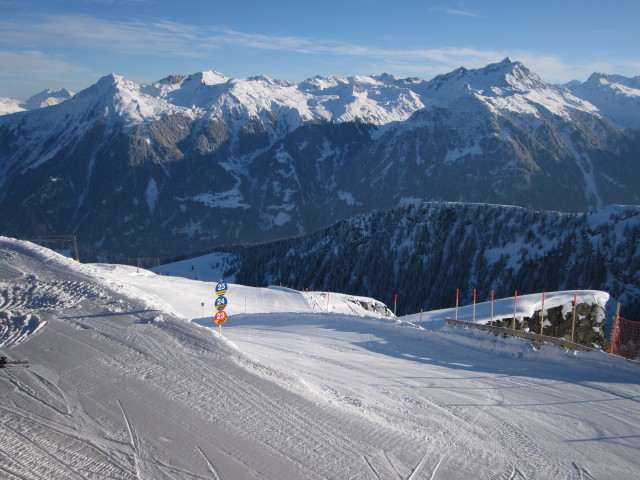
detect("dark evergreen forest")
[210,203,640,318]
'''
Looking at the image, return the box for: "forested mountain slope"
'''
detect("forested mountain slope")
[208,203,640,318]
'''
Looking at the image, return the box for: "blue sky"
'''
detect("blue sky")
[1,0,639,99]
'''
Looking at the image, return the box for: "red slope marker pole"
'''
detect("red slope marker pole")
[511,291,518,330]
[571,293,577,342]
[540,292,546,335]
[490,290,494,326]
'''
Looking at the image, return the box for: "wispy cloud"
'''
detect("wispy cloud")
[0,13,632,84]
[443,8,479,17]
[511,52,615,83]
[0,14,207,58]
[199,27,501,69]
[86,0,150,4]
[0,14,498,64]
[202,28,320,53]
[0,49,85,76]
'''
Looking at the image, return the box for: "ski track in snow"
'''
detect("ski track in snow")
[0,261,112,348]
[0,310,45,348]
[223,313,640,479]
[196,446,221,480]
[0,402,135,479]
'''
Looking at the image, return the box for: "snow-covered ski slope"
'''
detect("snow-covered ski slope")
[1,237,639,479]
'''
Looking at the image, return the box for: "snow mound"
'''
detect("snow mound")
[0,311,45,347]
[304,290,393,317]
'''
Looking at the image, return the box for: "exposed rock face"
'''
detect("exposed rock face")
[492,302,606,349]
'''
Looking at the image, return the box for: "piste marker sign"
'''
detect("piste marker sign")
[214,310,228,325]
[215,295,228,310]
[215,282,228,296]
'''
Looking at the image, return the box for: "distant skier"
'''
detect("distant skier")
[0,356,29,369]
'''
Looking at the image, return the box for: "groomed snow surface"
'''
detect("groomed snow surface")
[1,237,639,479]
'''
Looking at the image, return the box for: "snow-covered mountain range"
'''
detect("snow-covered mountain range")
[0,88,73,115]
[566,72,640,131]
[0,59,639,258]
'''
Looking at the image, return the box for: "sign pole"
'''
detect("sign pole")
[455,289,459,321]
[490,290,494,326]
[214,280,229,334]
[571,293,577,342]
[540,292,545,336]
[472,289,476,323]
[511,291,518,330]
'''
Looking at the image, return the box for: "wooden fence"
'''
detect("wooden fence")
[445,318,594,352]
